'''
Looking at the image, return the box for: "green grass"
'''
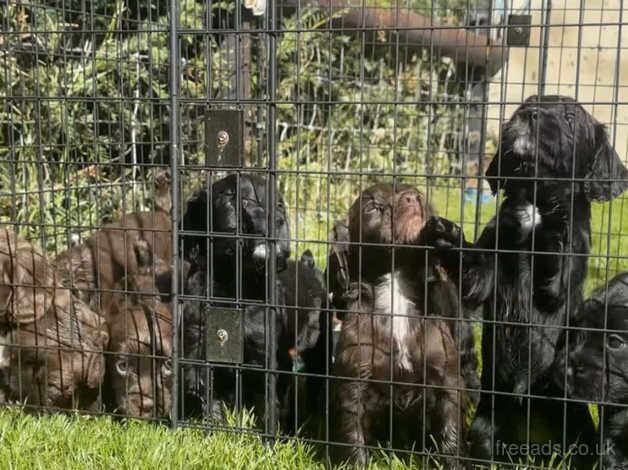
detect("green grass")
[0,406,585,469]
[0,407,452,469]
[0,408,321,470]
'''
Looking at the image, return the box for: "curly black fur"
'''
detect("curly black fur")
[421,95,628,468]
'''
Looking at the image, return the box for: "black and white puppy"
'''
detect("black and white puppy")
[554,272,628,469]
[327,216,480,406]
[330,183,469,466]
[421,95,628,467]
[179,173,292,429]
[181,173,290,290]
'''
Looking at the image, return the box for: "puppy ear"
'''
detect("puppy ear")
[484,152,502,194]
[82,325,108,389]
[7,253,54,324]
[585,124,628,201]
[155,268,173,299]
[181,189,208,257]
[0,260,13,316]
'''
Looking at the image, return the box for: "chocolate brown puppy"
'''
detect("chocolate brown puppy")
[102,239,173,419]
[55,170,172,308]
[0,228,107,410]
[330,183,468,466]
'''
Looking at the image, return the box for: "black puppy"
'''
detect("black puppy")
[179,173,292,429]
[554,272,628,468]
[330,183,469,466]
[181,173,290,288]
[278,250,331,433]
[421,95,628,467]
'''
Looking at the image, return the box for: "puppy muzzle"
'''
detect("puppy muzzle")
[250,242,287,271]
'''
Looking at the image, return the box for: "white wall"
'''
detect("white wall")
[487,0,627,162]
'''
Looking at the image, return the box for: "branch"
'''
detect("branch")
[279,0,508,76]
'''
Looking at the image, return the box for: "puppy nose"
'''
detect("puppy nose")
[134,397,154,414]
[430,217,446,233]
[252,243,267,260]
[565,366,574,380]
[399,191,421,208]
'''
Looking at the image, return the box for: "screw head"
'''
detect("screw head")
[217,130,229,146]
[216,329,228,344]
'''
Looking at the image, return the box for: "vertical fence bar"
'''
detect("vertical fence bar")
[538,0,552,95]
[265,0,279,439]
[470,1,493,241]
[169,0,180,429]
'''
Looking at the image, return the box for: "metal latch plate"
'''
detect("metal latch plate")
[205,108,244,167]
[205,307,243,364]
[507,14,532,47]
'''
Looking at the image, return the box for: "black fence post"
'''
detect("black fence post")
[265,0,279,441]
[169,0,181,430]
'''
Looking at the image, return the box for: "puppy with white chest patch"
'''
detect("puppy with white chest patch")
[330,183,469,466]
[421,95,628,468]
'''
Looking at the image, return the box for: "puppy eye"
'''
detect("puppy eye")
[116,358,129,376]
[607,334,625,351]
[162,359,172,377]
[218,191,235,199]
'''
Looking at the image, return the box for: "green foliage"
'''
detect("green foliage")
[0,0,468,260]
[0,1,172,252]
[274,8,466,259]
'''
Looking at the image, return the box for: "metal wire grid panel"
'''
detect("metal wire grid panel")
[1,0,627,468]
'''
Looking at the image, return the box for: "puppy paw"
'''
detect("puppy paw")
[468,416,494,462]
[337,282,373,312]
[153,167,171,188]
[153,168,172,213]
[420,216,464,251]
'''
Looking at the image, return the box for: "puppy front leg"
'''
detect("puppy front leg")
[332,380,372,467]
[430,386,465,465]
[468,399,499,464]
[532,209,571,313]
[421,217,496,309]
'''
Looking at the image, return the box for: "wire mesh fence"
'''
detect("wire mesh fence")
[1,0,627,468]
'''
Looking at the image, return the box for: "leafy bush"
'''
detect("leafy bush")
[0,0,466,258]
